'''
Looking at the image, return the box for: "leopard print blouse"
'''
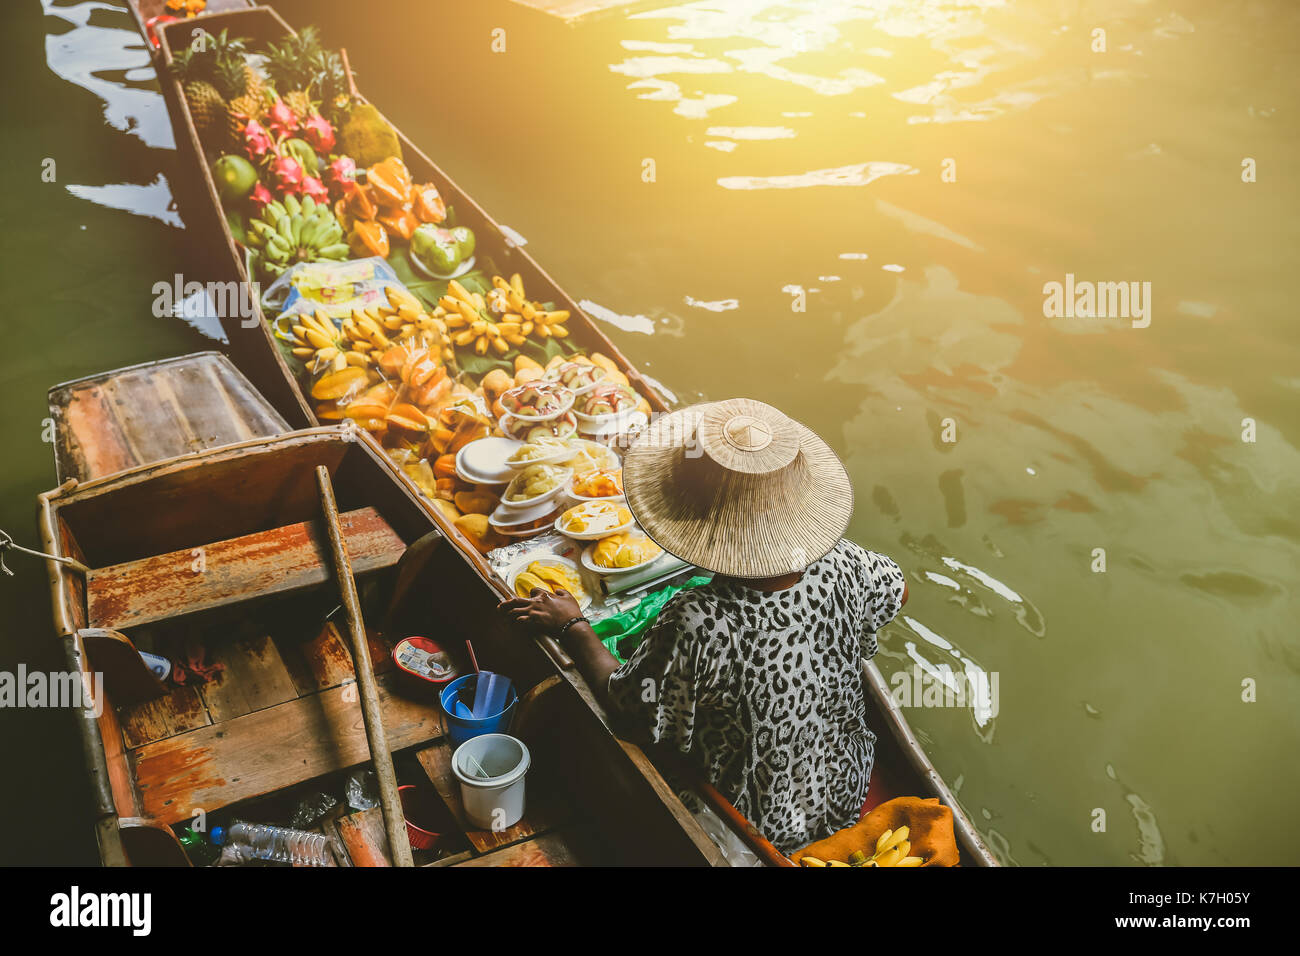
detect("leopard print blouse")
[606,540,906,852]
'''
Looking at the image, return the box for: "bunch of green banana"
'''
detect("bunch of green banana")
[798,826,926,868]
[244,193,350,277]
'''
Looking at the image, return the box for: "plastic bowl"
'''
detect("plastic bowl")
[440,674,518,748]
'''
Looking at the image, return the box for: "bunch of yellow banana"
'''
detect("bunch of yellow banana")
[488,274,570,340]
[440,275,572,357]
[289,309,363,375]
[798,826,925,868]
[339,286,454,369]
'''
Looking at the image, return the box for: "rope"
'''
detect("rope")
[0,529,87,577]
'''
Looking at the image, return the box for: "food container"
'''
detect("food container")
[582,536,666,576]
[451,733,531,831]
[499,411,578,443]
[505,554,592,608]
[542,361,608,396]
[397,784,445,851]
[500,465,572,511]
[392,636,459,689]
[566,469,625,503]
[455,437,522,485]
[440,674,518,747]
[505,438,572,469]
[499,381,575,422]
[573,384,639,422]
[554,500,636,541]
[489,499,563,538]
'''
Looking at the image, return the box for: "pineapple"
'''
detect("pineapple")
[285,89,315,123]
[261,26,350,124]
[170,30,266,148]
[225,91,265,144]
[183,79,226,138]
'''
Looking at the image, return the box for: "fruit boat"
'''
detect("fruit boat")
[113,1,998,866]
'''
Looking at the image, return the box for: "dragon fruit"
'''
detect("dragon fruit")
[302,113,336,153]
[248,182,274,212]
[300,176,329,204]
[266,97,299,139]
[243,119,274,161]
[325,156,358,199]
[268,154,305,192]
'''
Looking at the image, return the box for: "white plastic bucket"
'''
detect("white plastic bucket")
[451,733,531,831]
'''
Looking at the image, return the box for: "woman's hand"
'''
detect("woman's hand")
[498,588,584,634]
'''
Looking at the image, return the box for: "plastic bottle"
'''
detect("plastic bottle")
[177,826,220,866]
[209,822,331,866]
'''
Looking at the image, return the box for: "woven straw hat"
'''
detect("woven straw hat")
[622,398,853,578]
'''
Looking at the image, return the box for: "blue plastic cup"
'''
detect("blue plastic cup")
[440,674,518,747]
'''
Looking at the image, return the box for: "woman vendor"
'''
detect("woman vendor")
[500,398,907,852]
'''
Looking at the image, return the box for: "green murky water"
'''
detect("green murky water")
[2,0,1296,865]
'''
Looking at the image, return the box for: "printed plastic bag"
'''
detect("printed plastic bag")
[261,256,398,314]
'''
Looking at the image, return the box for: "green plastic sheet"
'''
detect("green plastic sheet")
[591,576,712,663]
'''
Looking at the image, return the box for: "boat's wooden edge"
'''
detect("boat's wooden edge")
[47,350,226,396]
[864,661,1000,867]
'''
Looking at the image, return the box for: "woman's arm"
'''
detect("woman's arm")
[498,589,619,708]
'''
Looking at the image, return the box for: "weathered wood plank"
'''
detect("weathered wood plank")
[452,830,587,867]
[133,671,442,825]
[87,507,405,631]
[120,685,212,750]
[48,352,288,484]
[334,808,392,867]
[199,631,300,723]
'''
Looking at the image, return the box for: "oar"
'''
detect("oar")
[315,466,414,867]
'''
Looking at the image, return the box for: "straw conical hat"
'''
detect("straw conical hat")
[622,398,853,578]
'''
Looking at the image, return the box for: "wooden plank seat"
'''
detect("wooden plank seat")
[132,670,441,825]
[86,507,405,631]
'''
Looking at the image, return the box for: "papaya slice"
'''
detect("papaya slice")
[311,366,369,401]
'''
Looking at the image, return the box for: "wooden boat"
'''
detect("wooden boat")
[39,363,730,865]
[111,2,999,866]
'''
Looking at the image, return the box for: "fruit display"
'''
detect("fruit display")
[244,193,348,277]
[797,827,925,868]
[592,532,662,570]
[503,464,569,504]
[335,157,455,261]
[559,501,633,537]
[167,22,671,578]
[513,560,586,603]
[572,469,623,499]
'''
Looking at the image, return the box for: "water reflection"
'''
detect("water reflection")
[42,0,174,149]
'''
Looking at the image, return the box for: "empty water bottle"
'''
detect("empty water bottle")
[210,821,331,866]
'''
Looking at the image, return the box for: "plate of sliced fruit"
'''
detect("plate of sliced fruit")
[581,531,665,576]
[555,500,636,541]
[567,468,625,502]
[507,555,591,609]
[542,361,608,396]
[500,381,575,422]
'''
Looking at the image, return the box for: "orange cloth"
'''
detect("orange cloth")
[789,796,961,867]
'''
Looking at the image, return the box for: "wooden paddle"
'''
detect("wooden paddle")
[315,466,414,867]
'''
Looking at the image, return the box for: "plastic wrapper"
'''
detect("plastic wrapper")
[345,769,380,811]
[261,256,398,314]
[289,791,340,830]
